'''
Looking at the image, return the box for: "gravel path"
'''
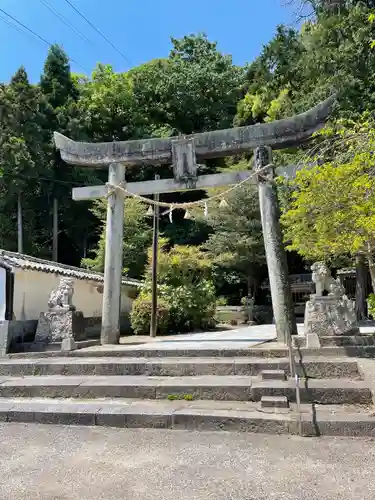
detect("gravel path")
[0,423,374,499]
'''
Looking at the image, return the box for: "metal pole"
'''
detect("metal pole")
[286,328,302,435]
[150,174,160,337]
[52,197,58,262]
[17,194,23,254]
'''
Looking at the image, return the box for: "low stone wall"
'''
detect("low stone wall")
[0,319,38,355]
[215,307,245,325]
[82,314,132,340]
[215,305,274,326]
[252,306,273,325]
[0,313,134,355]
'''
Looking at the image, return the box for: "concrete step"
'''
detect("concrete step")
[0,357,360,379]
[9,345,375,359]
[260,396,289,409]
[0,398,373,437]
[251,378,371,404]
[294,335,375,349]
[0,375,369,404]
[261,370,286,381]
[320,336,375,347]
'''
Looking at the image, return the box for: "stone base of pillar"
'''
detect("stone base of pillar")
[100,325,120,345]
[306,332,321,348]
[61,336,77,351]
[304,295,359,338]
[35,310,85,344]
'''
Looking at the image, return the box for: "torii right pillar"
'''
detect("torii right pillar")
[255,146,297,343]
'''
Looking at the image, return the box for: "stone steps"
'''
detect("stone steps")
[8,345,375,359]
[0,375,369,404]
[1,345,374,437]
[261,370,287,381]
[321,336,375,347]
[0,357,360,379]
[294,335,375,349]
[0,397,373,436]
[260,395,289,408]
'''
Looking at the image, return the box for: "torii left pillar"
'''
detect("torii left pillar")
[101,163,125,344]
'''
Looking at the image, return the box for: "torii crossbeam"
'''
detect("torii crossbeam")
[54,96,334,345]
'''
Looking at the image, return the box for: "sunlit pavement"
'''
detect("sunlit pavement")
[0,423,374,500]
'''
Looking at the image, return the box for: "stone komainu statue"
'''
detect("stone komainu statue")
[311,262,345,298]
[304,261,358,339]
[48,277,75,311]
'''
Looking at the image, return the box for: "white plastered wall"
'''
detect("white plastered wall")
[12,268,134,321]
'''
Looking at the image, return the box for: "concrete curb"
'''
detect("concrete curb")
[0,399,374,437]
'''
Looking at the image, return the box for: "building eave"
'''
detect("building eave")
[0,250,141,288]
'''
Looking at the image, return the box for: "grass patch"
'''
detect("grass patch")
[167,393,194,401]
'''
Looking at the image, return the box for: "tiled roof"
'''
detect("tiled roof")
[0,250,141,287]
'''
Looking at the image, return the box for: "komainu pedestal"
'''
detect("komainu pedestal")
[35,278,83,350]
[304,262,359,347]
[35,310,84,343]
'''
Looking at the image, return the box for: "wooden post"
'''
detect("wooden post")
[255,146,297,343]
[101,163,125,345]
[52,198,58,262]
[355,254,368,320]
[150,174,160,337]
[17,194,23,254]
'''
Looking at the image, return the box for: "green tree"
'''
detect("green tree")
[203,183,266,299]
[131,34,244,135]
[237,4,375,125]
[280,121,375,290]
[76,63,147,142]
[82,198,153,279]
[0,67,49,254]
[40,45,79,109]
[40,45,99,263]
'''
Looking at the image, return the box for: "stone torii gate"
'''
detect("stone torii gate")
[54,96,334,345]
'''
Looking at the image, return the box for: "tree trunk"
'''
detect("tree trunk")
[366,245,375,293]
[355,254,367,321]
[247,275,252,297]
[17,194,23,254]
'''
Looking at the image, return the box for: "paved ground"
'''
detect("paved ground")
[108,323,375,354]
[0,424,375,499]
[114,325,278,352]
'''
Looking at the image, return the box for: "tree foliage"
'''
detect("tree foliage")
[82,198,153,279]
[203,183,266,297]
[131,34,244,135]
[237,3,375,125]
[280,120,375,288]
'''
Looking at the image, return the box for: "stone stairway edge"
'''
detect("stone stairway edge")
[0,398,373,436]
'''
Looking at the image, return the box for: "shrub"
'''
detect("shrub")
[138,243,217,333]
[166,280,217,332]
[130,296,170,335]
[368,294,375,319]
[216,296,228,307]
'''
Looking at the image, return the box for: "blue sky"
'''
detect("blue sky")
[0,0,299,83]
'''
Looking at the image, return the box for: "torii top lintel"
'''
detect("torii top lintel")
[54,96,335,168]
